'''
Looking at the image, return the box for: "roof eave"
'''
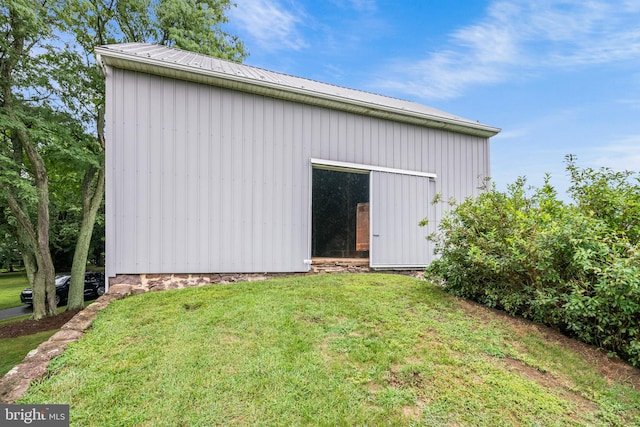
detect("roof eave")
[95,47,501,138]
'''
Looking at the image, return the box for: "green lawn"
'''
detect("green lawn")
[0,330,60,377]
[0,271,29,311]
[0,306,83,378]
[0,266,104,312]
[20,274,640,426]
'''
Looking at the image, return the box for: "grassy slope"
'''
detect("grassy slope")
[20,274,640,426]
[0,271,28,311]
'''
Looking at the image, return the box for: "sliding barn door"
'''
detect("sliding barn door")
[370,171,433,268]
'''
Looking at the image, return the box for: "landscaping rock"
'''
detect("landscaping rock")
[61,312,96,331]
[107,284,133,298]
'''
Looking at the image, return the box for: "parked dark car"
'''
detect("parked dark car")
[20,272,106,306]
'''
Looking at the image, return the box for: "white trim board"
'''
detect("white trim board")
[310,158,437,179]
[371,264,428,270]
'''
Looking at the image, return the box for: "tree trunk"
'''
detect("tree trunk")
[12,126,57,319]
[16,229,37,289]
[21,251,36,291]
[68,164,105,310]
[68,96,107,310]
[36,202,57,319]
[6,189,56,319]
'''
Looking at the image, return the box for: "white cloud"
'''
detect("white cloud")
[617,98,640,110]
[584,135,640,171]
[492,128,527,140]
[376,0,640,100]
[328,0,376,12]
[231,0,308,51]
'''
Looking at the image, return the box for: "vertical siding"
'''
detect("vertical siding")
[370,172,433,267]
[105,66,115,277]
[125,71,140,271]
[107,68,489,274]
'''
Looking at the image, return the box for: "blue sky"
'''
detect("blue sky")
[225,0,640,197]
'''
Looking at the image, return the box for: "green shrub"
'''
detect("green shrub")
[426,158,640,366]
[566,154,640,245]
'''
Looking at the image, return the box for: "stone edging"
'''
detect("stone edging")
[0,291,128,403]
[0,269,424,403]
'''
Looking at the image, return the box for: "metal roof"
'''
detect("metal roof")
[95,43,500,138]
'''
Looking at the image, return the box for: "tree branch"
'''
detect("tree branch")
[4,192,37,251]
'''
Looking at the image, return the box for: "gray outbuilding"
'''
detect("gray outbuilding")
[96,43,500,281]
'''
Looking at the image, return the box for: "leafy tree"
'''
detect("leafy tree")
[46,120,104,272]
[0,206,21,270]
[0,0,63,318]
[58,0,247,310]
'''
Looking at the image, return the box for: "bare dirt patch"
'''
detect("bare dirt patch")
[455,297,640,390]
[402,404,421,420]
[386,367,427,388]
[501,356,598,412]
[0,310,80,339]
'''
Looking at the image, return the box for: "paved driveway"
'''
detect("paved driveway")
[0,305,32,320]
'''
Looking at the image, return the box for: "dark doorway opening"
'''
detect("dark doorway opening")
[312,168,369,258]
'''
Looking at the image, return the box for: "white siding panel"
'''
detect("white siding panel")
[173,80,188,271]
[251,97,265,270]
[120,72,138,273]
[147,75,163,272]
[196,83,211,269]
[219,90,234,269]
[105,66,116,278]
[162,79,177,271]
[208,89,223,270]
[189,85,201,268]
[135,75,150,271]
[107,68,490,275]
[370,172,432,267]
[261,98,275,270]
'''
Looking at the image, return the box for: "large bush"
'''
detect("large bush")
[427,158,640,366]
